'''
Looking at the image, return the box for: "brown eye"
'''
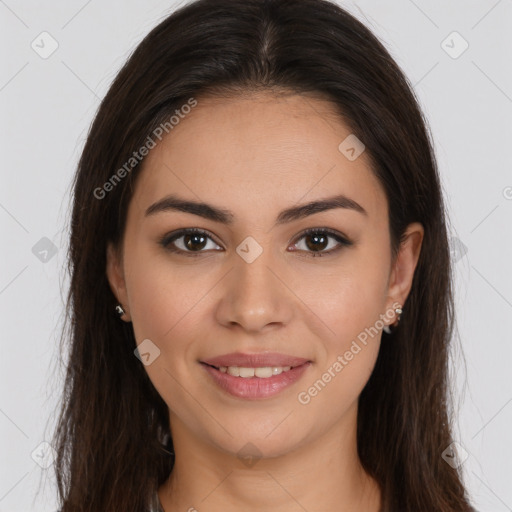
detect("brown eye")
[182,232,208,251]
[291,228,353,257]
[160,228,222,256]
[159,227,353,258]
[304,232,329,251]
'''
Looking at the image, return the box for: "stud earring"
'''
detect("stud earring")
[383,305,403,334]
[115,304,125,317]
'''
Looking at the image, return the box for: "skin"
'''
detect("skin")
[106,91,423,512]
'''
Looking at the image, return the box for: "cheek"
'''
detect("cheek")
[296,255,389,348]
[125,248,206,342]
[292,252,388,397]
[124,256,205,417]
[295,341,379,428]
[294,272,387,415]
[122,254,205,410]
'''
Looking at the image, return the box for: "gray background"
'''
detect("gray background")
[1,1,511,510]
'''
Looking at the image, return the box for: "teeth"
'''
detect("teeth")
[219,365,292,378]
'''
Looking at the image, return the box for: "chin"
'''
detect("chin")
[204,420,310,462]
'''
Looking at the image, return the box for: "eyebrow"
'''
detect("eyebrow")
[144,193,368,225]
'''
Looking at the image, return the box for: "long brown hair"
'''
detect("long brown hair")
[52,0,474,510]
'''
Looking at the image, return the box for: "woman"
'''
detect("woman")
[52,0,476,510]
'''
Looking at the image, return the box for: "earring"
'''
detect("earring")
[115,304,126,317]
[383,305,403,334]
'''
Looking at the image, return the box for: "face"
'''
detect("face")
[107,91,423,460]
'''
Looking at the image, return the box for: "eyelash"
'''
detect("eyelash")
[158,227,353,258]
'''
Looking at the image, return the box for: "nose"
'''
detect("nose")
[214,247,294,334]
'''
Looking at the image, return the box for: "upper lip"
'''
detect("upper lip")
[201,352,311,368]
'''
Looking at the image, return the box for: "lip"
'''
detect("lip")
[199,353,312,400]
[201,352,310,368]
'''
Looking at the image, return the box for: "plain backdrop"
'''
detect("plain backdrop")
[1,1,511,510]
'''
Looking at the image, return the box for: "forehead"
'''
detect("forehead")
[129,91,386,223]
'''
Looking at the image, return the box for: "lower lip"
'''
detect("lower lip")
[200,362,311,399]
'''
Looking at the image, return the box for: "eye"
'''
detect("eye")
[290,227,353,257]
[159,228,222,257]
[159,227,353,258]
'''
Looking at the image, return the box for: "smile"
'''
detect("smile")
[200,361,311,399]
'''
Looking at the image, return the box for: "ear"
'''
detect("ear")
[384,222,424,314]
[106,241,131,321]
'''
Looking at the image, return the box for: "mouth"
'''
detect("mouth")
[199,355,312,400]
[200,361,305,378]
[201,351,311,369]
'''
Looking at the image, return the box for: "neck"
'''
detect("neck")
[158,403,381,512]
